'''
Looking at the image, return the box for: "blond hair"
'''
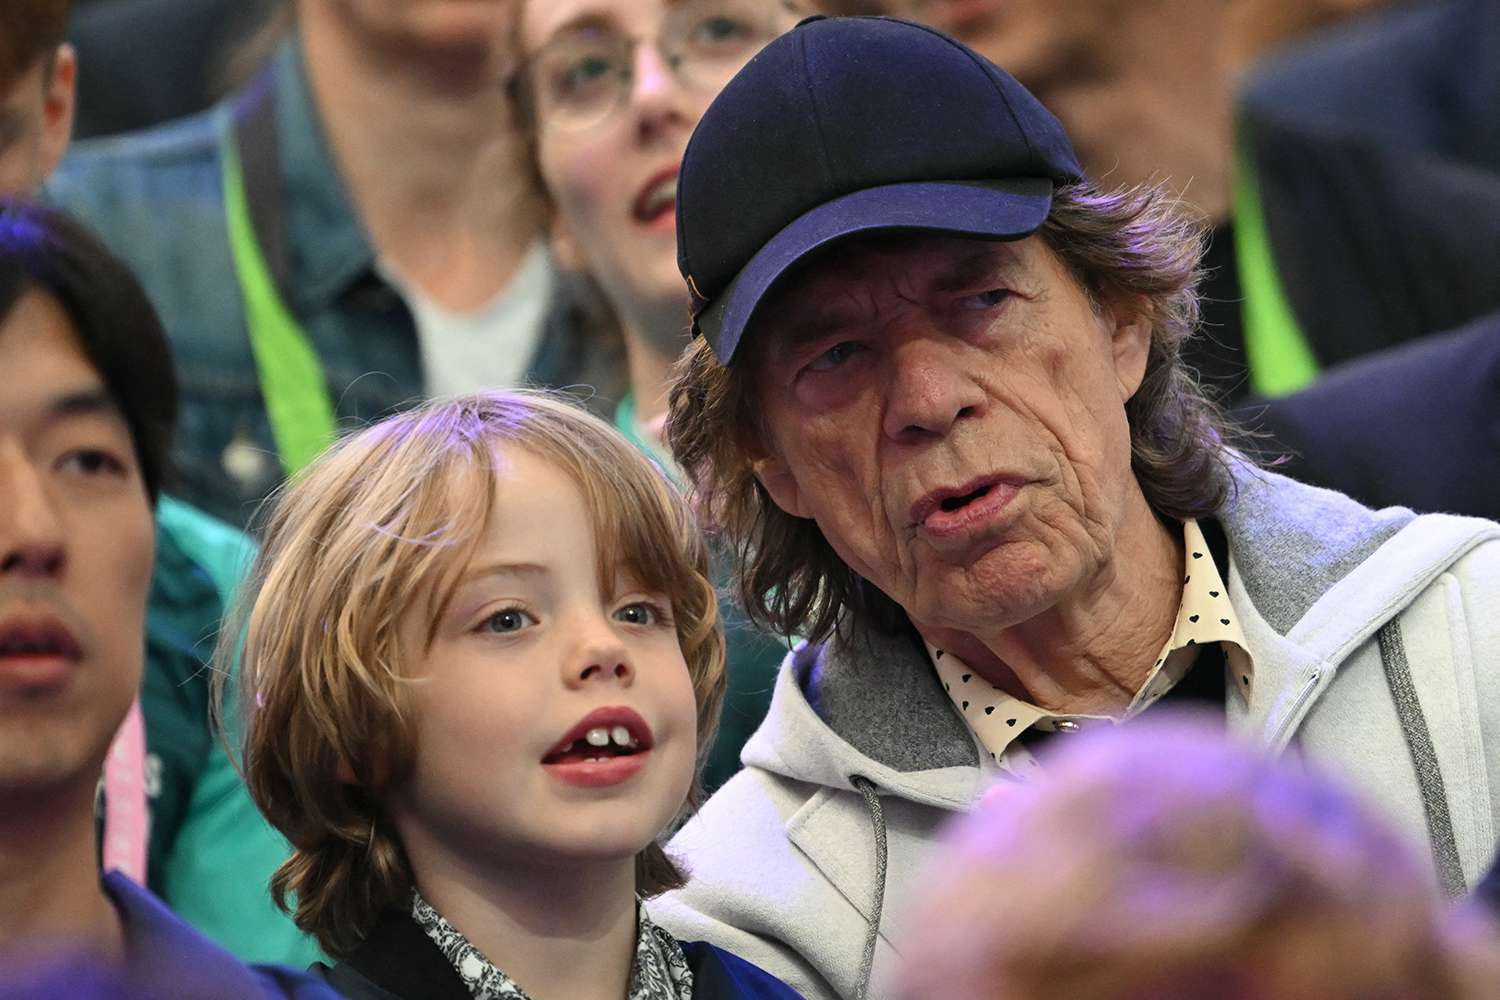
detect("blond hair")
[894,715,1500,1000]
[225,391,726,958]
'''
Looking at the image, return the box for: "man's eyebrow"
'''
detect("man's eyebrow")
[45,387,121,424]
[537,7,620,45]
[932,246,1021,293]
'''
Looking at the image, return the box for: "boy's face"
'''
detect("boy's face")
[0,289,154,802]
[0,47,76,195]
[390,445,698,875]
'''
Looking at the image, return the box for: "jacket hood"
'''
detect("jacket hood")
[741,461,1500,799]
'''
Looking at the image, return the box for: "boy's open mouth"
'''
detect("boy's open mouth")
[542,707,654,765]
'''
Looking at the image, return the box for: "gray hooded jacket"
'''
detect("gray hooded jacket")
[650,465,1500,999]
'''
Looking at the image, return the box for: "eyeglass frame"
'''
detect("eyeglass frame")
[508,0,805,134]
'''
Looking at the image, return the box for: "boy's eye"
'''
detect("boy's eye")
[480,608,536,634]
[614,601,666,627]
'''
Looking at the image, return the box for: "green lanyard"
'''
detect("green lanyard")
[1232,139,1320,398]
[219,120,337,477]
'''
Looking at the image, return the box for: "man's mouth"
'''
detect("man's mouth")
[910,475,1026,538]
[0,611,84,690]
[0,615,83,661]
[632,167,679,226]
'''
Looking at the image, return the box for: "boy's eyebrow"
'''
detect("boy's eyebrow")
[457,561,551,587]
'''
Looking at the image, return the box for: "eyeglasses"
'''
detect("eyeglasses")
[514,0,801,133]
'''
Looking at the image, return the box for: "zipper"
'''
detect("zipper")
[1268,666,1324,751]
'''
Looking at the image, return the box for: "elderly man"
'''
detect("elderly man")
[648,16,1500,1000]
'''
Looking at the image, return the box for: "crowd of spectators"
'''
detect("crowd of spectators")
[2,0,1498,997]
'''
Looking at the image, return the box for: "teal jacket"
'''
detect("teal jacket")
[133,496,320,967]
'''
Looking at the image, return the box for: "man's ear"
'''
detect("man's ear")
[752,452,814,520]
[37,44,76,182]
[548,208,584,271]
[1106,292,1154,402]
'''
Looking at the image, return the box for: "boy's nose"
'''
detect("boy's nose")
[566,625,635,688]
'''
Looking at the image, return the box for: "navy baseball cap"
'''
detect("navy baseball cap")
[678,15,1085,364]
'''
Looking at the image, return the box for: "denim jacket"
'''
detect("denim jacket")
[49,38,625,529]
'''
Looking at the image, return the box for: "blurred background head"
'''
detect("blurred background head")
[0,0,75,191]
[891,0,1394,220]
[894,715,1500,1000]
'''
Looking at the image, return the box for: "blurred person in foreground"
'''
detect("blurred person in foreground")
[50,0,622,529]
[896,0,1498,405]
[0,197,339,998]
[3,0,319,968]
[894,717,1500,1000]
[650,17,1500,999]
[509,0,808,792]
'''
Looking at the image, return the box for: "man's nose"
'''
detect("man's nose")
[564,616,636,689]
[881,336,987,444]
[0,446,67,579]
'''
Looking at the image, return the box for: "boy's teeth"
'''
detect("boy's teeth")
[611,726,632,747]
[585,727,611,747]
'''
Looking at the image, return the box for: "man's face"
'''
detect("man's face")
[319,0,520,73]
[0,48,76,195]
[0,290,154,801]
[750,234,1152,639]
[896,0,1121,97]
[522,0,798,343]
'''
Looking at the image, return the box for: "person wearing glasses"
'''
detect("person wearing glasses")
[48,0,627,530]
[509,0,811,794]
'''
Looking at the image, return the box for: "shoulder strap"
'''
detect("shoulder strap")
[219,76,337,477]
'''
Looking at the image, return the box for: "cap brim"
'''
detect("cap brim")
[695,177,1055,364]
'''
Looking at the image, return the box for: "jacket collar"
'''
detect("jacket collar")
[103,871,294,997]
[265,37,378,313]
[327,907,471,1000]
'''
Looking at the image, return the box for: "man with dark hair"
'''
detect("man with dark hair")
[648,18,1500,999]
[0,198,338,998]
[0,0,75,193]
[0,18,319,966]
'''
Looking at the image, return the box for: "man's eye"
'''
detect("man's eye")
[614,601,667,626]
[480,608,537,634]
[59,449,127,477]
[958,288,1011,311]
[806,341,862,373]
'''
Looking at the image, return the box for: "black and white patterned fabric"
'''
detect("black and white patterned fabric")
[411,891,694,1000]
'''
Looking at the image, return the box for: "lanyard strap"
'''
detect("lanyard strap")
[1233,138,1321,398]
[219,114,337,477]
[101,697,149,884]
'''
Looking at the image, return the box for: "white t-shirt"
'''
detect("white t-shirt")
[379,240,553,397]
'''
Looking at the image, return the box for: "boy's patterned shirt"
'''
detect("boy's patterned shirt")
[412,891,694,1000]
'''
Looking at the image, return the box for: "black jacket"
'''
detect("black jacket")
[318,908,804,1000]
[1243,310,1500,521]
[1239,0,1500,369]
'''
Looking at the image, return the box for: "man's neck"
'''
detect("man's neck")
[297,14,540,310]
[918,494,1185,717]
[412,849,639,1000]
[0,783,124,964]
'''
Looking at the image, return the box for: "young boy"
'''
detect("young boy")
[234,392,799,999]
